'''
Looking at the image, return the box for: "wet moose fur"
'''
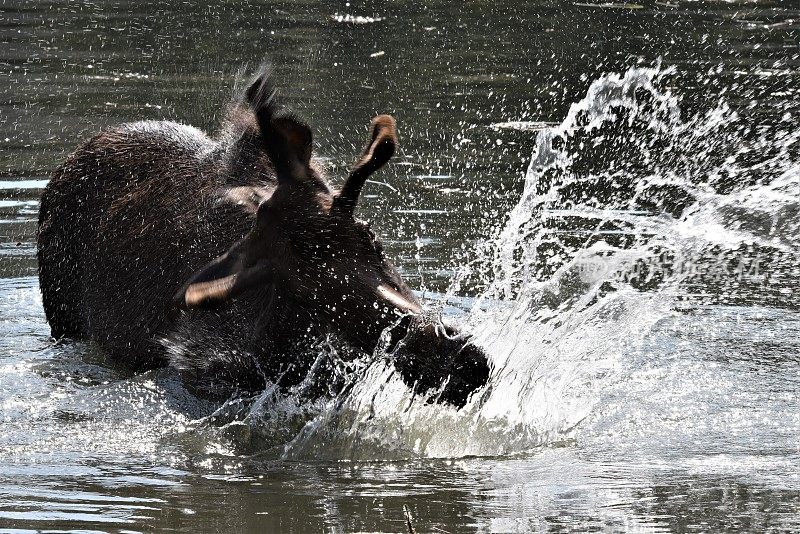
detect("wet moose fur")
[37,69,489,407]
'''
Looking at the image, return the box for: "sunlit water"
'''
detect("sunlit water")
[2,1,799,532]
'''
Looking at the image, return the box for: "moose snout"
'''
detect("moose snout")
[391,317,491,408]
[439,339,492,406]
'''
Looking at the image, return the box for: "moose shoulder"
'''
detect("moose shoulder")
[37,70,490,407]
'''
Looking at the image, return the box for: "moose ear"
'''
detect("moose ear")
[172,240,273,311]
[271,113,313,167]
[245,69,313,183]
[333,115,397,216]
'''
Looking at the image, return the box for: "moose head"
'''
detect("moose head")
[173,70,490,407]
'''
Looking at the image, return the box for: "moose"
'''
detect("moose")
[37,68,490,407]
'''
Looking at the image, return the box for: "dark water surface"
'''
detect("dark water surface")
[2,1,799,532]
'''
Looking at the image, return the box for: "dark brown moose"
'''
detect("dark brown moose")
[37,69,490,407]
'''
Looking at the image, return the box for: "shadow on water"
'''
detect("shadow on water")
[1,0,799,531]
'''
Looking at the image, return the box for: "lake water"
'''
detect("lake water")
[1,0,799,532]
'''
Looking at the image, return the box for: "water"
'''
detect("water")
[2,0,800,531]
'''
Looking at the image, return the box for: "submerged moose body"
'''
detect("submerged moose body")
[37,70,490,407]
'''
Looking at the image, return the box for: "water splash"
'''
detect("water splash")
[202,64,799,460]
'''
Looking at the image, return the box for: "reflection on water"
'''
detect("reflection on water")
[2,0,800,531]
